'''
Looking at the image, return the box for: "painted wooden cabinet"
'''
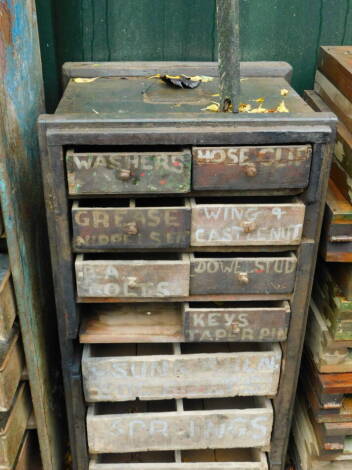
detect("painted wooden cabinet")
[39,62,335,470]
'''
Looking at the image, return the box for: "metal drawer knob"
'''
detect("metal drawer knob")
[238,272,249,284]
[117,169,132,181]
[242,220,257,233]
[127,277,138,288]
[244,164,257,177]
[122,222,138,235]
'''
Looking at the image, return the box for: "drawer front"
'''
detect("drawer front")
[82,344,281,402]
[87,400,273,453]
[75,256,190,298]
[191,202,305,246]
[72,204,191,250]
[0,332,24,411]
[183,303,290,342]
[190,255,297,295]
[66,150,191,195]
[193,146,312,191]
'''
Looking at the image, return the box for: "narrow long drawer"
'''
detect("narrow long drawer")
[0,329,24,411]
[191,198,305,246]
[90,449,268,469]
[82,342,281,402]
[75,254,190,298]
[190,253,297,295]
[87,397,273,453]
[72,199,191,250]
[0,384,31,469]
[66,149,191,195]
[192,145,312,191]
[0,255,16,342]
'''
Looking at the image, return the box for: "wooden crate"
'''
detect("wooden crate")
[0,329,24,411]
[87,397,273,454]
[90,449,268,469]
[82,342,281,402]
[0,255,16,342]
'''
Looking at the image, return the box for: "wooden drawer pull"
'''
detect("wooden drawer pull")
[122,222,139,235]
[242,220,257,233]
[237,272,249,284]
[117,169,132,181]
[127,277,138,288]
[244,164,257,177]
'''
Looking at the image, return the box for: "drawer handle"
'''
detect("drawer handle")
[242,220,257,233]
[237,272,249,284]
[244,164,257,177]
[117,169,132,181]
[127,277,138,288]
[122,222,139,235]
[329,235,352,243]
[232,321,241,333]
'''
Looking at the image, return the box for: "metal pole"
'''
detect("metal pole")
[217,0,241,112]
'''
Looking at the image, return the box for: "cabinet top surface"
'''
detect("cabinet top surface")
[55,76,315,120]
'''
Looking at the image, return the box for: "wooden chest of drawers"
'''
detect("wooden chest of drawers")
[39,62,336,470]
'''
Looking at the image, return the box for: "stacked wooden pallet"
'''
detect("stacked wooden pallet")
[293,46,352,470]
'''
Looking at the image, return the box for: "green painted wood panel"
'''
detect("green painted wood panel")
[36,0,352,112]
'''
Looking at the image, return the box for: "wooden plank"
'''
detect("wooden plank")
[190,253,297,295]
[0,384,31,469]
[0,329,24,411]
[315,70,352,133]
[82,343,281,402]
[0,255,16,342]
[87,397,273,453]
[72,199,191,250]
[319,46,352,104]
[15,432,37,470]
[66,149,191,195]
[191,199,305,246]
[183,301,290,342]
[76,254,190,298]
[193,146,312,191]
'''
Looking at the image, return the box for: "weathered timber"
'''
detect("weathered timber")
[0,329,24,411]
[89,449,268,469]
[216,0,240,112]
[193,146,312,191]
[329,263,352,301]
[191,199,305,246]
[76,254,190,298]
[66,149,191,196]
[0,384,31,470]
[14,432,37,470]
[315,70,352,133]
[72,200,191,250]
[319,46,352,104]
[183,301,290,342]
[190,253,297,295]
[87,397,273,453]
[82,343,281,402]
[0,255,16,342]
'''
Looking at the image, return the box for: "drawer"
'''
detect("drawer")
[82,342,281,402]
[87,397,273,453]
[191,198,305,246]
[190,253,297,295]
[90,449,268,469]
[76,254,190,298]
[0,329,24,411]
[66,149,191,196]
[183,301,290,342]
[79,301,290,344]
[192,145,312,191]
[0,384,31,469]
[0,255,16,342]
[72,199,191,250]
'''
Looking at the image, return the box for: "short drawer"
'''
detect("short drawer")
[192,145,312,191]
[0,384,31,469]
[66,149,191,195]
[72,199,191,250]
[76,254,190,298]
[191,198,305,246]
[0,255,16,342]
[90,449,268,470]
[87,397,273,453]
[0,329,24,411]
[82,342,281,402]
[183,301,290,342]
[190,253,297,295]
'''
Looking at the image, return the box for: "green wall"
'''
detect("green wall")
[36,0,352,112]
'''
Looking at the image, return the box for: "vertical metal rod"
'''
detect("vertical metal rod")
[217,0,241,112]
